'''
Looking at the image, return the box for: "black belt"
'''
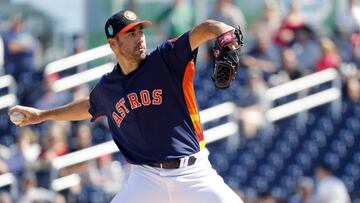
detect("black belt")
[147,156,197,169]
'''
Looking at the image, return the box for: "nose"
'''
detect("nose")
[137,34,145,45]
[139,31,145,40]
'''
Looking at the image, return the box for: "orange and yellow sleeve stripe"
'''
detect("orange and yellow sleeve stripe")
[182,60,205,149]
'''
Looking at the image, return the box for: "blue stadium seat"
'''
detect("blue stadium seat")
[259,164,276,182]
[211,153,230,173]
[256,133,273,148]
[341,175,355,193]
[0,134,15,146]
[229,164,248,183]
[279,175,296,191]
[355,105,360,117]
[341,100,350,114]
[346,117,360,132]
[324,152,340,170]
[338,129,355,147]
[317,117,334,136]
[330,140,347,158]
[274,140,292,159]
[287,164,303,177]
[284,131,300,148]
[310,129,327,147]
[235,139,247,151]
[239,153,256,171]
[353,152,360,164]
[225,176,240,189]
[243,187,257,199]
[271,187,288,200]
[204,70,360,202]
[250,176,269,193]
[353,199,360,203]
[302,140,319,158]
[345,164,360,181]
[306,112,316,126]
[295,152,312,170]
[267,152,284,171]
[247,141,265,158]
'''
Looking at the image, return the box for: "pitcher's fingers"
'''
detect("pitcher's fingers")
[19,121,29,127]
[8,106,26,115]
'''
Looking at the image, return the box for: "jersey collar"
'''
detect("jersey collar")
[115,57,148,79]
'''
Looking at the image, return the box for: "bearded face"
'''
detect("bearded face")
[111,25,147,63]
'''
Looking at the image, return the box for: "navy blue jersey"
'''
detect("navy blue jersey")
[89,31,205,165]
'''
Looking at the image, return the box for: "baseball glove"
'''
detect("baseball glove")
[212,26,243,89]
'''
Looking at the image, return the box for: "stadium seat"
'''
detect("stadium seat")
[353,199,360,203]
[284,131,300,148]
[279,175,296,191]
[267,152,284,171]
[287,164,304,177]
[330,140,347,158]
[346,116,360,132]
[274,140,292,159]
[353,152,360,164]
[229,164,248,183]
[338,129,355,147]
[324,152,341,170]
[295,152,312,169]
[341,175,355,193]
[250,176,269,193]
[317,117,334,136]
[240,153,256,171]
[345,164,360,181]
[302,140,319,158]
[310,129,327,147]
[259,164,276,182]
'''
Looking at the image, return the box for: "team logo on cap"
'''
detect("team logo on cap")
[124,11,137,21]
[108,25,114,36]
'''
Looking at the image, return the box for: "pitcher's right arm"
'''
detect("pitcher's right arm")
[8,97,91,127]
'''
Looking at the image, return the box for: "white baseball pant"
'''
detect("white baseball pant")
[111,149,243,203]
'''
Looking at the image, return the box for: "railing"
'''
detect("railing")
[265,68,341,123]
[44,44,113,92]
[44,45,112,76]
[0,173,17,197]
[51,63,114,92]
[0,75,17,110]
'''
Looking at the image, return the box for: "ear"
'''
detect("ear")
[108,38,116,50]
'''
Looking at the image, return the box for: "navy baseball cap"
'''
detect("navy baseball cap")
[105,10,152,39]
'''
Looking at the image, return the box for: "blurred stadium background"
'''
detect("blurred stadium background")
[0,0,359,202]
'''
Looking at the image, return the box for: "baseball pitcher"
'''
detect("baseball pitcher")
[9,10,243,203]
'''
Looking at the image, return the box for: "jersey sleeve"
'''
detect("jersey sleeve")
[89,81,106,122]
[157,31,198,79]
